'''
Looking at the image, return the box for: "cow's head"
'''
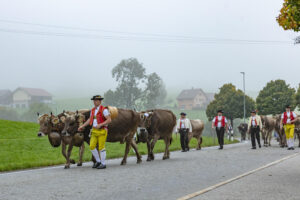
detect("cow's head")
[139,111,153,129]
[137,111,153,142]
[37,113,52,137]
[62,111,86,137]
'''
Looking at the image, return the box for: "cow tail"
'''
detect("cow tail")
[200,137,203,145]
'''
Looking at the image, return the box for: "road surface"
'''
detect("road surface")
[1,141,299,200]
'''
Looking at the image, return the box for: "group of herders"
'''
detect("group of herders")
[72,95,296,170]
[177,106,297,151]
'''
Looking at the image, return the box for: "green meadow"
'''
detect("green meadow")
[0,119,238,172]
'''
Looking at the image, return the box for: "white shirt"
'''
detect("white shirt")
[176,118,193,132]
[251,116,257,126]
[213,116,228,128]
[92,106,110,127]
[180,119,186,128]
[281,111,297,124]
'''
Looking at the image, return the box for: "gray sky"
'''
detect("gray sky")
[0,0,299,98]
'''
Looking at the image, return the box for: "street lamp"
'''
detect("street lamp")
[240,72,246,123]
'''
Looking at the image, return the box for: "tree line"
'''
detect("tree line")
[206,80,300,127]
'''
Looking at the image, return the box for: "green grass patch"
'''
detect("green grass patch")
[0,119,238,172]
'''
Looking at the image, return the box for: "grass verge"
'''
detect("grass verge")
[0,119,238,172]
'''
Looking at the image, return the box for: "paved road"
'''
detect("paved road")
[1,141,299,200]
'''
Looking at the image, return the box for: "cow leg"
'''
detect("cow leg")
[187,133,192,150]
[150,134,160,161]
[65,144,74,169]
[77,143,85,166]
[121,139,132,165]
[268,131,272,146]
[195,135,201,150]
[131,139,142,164]
[146,140,152,161]
[163,136,171,160]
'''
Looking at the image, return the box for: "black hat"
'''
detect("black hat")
[217,110,223,113]
[251,110,256,114]
[91,95,104,101]
[286,105,291,108]
[180,112,187,116]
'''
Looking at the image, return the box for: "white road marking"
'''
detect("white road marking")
[177,152,300,200]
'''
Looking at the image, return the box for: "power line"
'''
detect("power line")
[0,19,294,45]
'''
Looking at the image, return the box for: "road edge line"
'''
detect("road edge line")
[177,152,300,200]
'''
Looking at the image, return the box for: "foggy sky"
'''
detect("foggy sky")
[0,0,299,98]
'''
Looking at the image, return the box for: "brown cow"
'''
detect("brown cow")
[260,115,276,147]
[37,111,89,168]
[274,114,287,148]
[293,117,300,147]
[138,109,176,161]
[64,108,142,166]
[187,119,204,150]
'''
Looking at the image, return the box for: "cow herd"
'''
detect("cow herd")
[37,108,205,169]
[237,115,300,148]
[37,108,299,169]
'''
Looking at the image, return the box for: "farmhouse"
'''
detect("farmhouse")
[177,88,214,110]
[12,87,52,108]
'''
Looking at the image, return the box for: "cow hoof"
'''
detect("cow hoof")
[77,163,82,167]
[137,159,142,164]
[196,148,201,150]
[163,156,169,160]
[70,159,76,164]
[64,165,70,169]
[120,160,127,165]
[146,157,152,162]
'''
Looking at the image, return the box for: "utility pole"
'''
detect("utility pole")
[240,72,246,123]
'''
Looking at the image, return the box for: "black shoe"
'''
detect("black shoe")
[218,146,223,150]
[259,145,261,148]
[92,162,101,168]
[291,147,295,150]
[251,147,256,149]
[97,164,106,169]
[287,147,291,150]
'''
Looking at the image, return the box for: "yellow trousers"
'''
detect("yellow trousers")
[90,128,107,151]
[284,124,295,139]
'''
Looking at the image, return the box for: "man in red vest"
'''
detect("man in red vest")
[79,95,112,169]
[212,110,228,149]
[280,105,297,150]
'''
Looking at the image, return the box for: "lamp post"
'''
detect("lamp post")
[240,72,246,123]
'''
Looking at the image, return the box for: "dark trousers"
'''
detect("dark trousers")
[179,128,189,151]
[250,126,261,147]
[216,127,225,147]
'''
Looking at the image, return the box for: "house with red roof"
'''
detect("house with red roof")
[177,88,215,110]
[12,87,52,108]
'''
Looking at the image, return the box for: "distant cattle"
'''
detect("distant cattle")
[293,117,300,147]
[138,109,176,161]
[187,119,204,150]
[274,115,287,148]
[260,115,276,147]
[237,123,248,141]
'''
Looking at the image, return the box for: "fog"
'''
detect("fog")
[0,0,299,98]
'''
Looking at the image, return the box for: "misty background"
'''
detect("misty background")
[1,0,299,99]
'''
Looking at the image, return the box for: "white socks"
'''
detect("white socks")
[287,138,294,148]
[100,149,106,165]
[91,149,101,163]
[290,138,294,148]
